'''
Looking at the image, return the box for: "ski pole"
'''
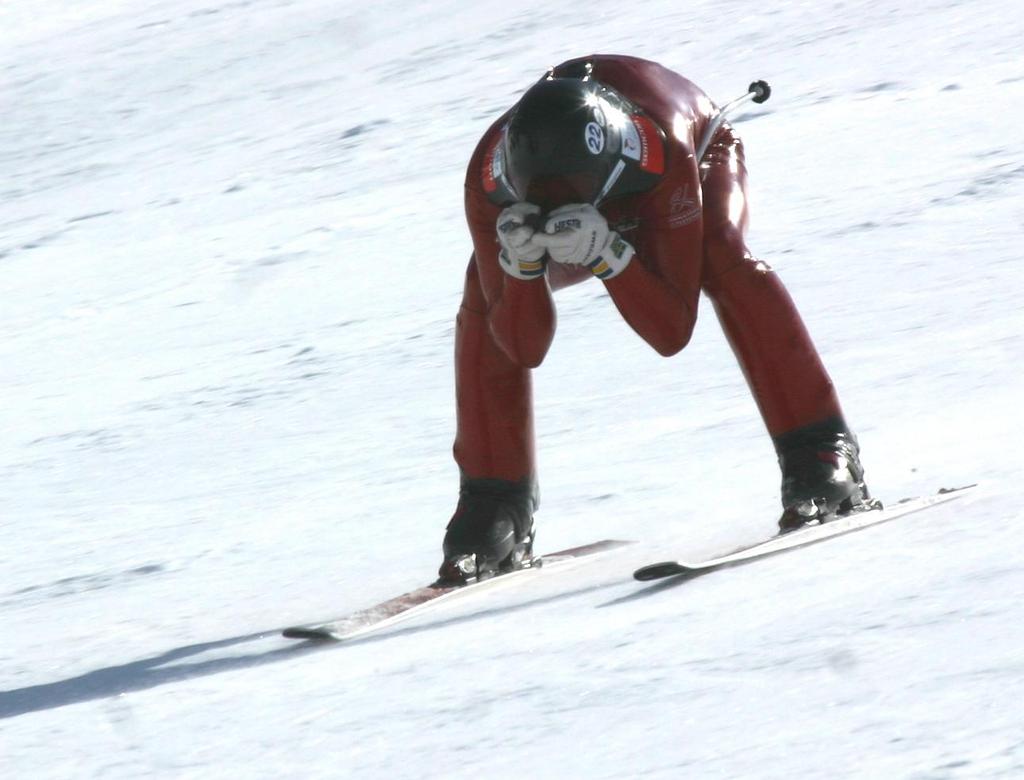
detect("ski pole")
[695,80,772,164]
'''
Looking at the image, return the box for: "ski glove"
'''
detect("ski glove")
[535,204,635,280]
[496,203,547,280]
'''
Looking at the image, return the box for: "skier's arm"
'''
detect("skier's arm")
[465,187,556,368]
[534,175,703,357]
[486,278,556,369]
[602,249,700,357]
[603,159,705,356]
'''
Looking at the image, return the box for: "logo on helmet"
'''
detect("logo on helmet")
[584,122,605,155]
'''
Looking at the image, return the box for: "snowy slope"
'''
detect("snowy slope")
[2,0,1023,777]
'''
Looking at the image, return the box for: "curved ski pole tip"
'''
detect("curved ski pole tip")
[749,80,771,104]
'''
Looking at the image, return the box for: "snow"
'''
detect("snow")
[2,0,1023,777]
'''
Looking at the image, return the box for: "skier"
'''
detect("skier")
[440,54,874,583]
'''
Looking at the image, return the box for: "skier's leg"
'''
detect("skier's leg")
[700,126,843,435]
[700,126,873,523]
[453,259,538,483]
[443,258,538,580]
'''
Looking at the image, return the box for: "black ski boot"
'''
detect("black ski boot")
[438,476,537,584]
[773,418,879,533]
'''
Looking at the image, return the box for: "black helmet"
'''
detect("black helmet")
[503,77,629,208]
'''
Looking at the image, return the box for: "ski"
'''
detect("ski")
[283,539,632,641]
[633,485,977,582]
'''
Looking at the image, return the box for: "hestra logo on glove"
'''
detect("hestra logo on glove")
[550,217,582,232]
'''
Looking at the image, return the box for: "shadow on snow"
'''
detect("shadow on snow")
[0,579,625,720]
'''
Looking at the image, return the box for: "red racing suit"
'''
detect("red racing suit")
[455,54,844,488]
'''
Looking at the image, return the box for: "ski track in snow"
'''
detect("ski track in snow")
[2,0,1023,777]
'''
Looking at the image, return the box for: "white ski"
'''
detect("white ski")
[634,486,977,582]
[283,539,633,641]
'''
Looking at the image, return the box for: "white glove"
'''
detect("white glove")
[535,204,634,280]
[496,203,547,280]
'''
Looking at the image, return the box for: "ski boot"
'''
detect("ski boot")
[438,476,538,584]
[774,418,880,533]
